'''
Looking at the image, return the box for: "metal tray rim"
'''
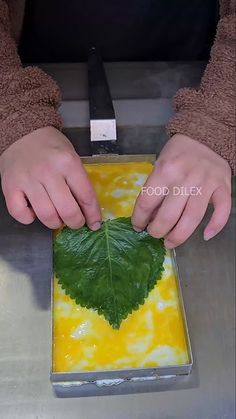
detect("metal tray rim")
[81,153,157,165]
[50,156,193,386]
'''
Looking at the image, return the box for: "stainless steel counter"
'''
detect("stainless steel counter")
[0,63,235,418]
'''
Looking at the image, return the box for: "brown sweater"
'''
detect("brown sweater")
[0,0,235,173]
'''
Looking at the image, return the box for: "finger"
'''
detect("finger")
[43,177,85,229]
[164,192,210,249]
[3,187,36,225]
[65,160,101,230]
[147,192,188,238]
[204,186,231,241]
[131,167,167,231]
[26,183,63,229]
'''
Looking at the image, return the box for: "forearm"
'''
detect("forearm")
[167,11,236,174]
[0,0,62,155]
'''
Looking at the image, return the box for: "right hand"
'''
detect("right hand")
[0,126,101,230]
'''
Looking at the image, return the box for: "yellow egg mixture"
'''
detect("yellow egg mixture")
[53,161,189,372]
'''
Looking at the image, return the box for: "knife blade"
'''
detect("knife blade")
[88,47,119,155]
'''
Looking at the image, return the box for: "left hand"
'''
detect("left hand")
[131,134,232,248]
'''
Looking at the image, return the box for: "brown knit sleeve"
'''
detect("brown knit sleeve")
[167,6,236,175]
[0,0,62,155]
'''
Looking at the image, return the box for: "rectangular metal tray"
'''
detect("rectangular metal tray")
[51,154,193,396]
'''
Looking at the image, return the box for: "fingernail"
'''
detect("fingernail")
[89,221,101,231]
[204,229,215,241]
[133,225,143,232]
[164,239,175,249]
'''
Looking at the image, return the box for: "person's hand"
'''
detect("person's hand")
[0,127,101,230]
[132,134,232,248]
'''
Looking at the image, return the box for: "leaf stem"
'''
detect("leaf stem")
[104,221,118,327]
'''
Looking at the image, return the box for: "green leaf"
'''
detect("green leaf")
[54,217,166,329]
